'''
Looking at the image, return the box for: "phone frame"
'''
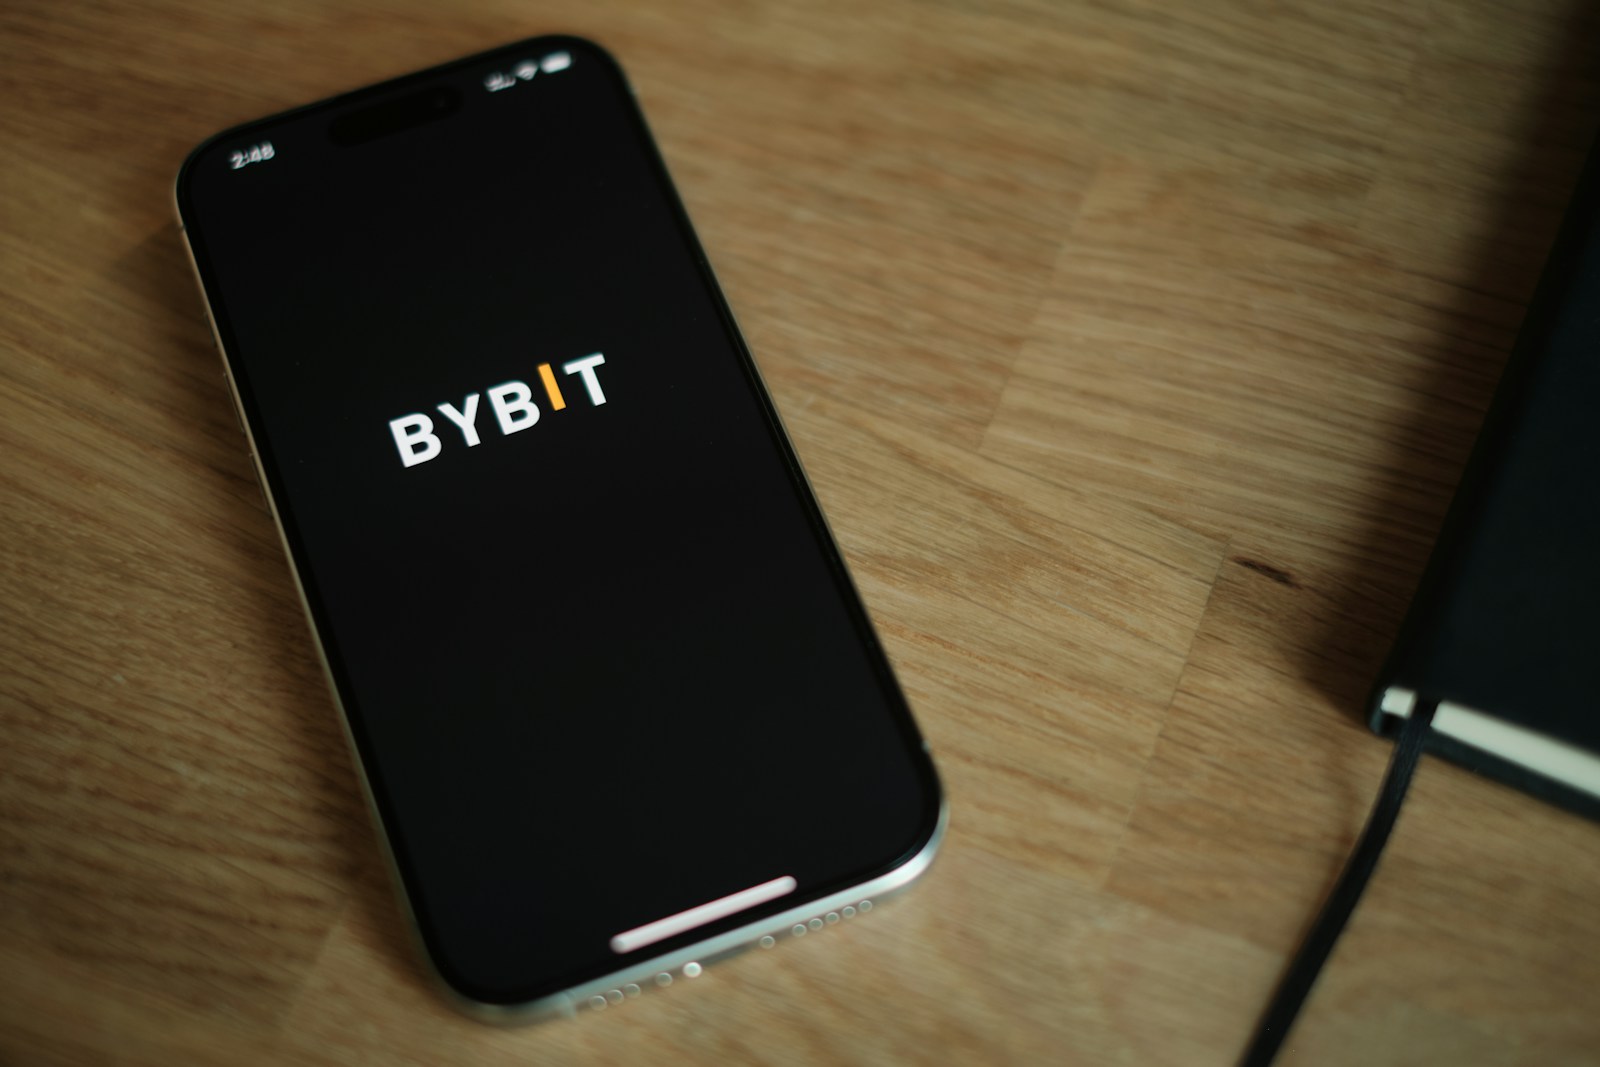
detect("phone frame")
[174,35,946,1020]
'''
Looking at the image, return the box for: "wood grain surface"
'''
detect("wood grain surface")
[4,1,1600,1063]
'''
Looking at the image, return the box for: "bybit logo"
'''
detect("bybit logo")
[388,353,608,468]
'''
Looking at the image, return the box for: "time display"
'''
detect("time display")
[229,141,275,170]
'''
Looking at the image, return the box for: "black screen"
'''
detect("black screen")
[178,37,940,1005]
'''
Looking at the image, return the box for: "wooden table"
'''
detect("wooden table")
[5,1,1599,1063]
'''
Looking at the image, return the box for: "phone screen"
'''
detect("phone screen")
[177,37,941,1008]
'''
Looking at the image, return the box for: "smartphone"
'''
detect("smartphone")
[175,36,944,1018]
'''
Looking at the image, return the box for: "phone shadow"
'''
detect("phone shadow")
[1301,2,1600,731]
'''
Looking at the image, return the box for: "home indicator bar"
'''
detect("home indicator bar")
[610,875,798,954]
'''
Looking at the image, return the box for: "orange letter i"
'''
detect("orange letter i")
[537,363,567,411]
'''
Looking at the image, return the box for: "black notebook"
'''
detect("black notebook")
[1369,140,1600,822]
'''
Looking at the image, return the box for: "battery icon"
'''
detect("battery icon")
[540,52,572,74]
